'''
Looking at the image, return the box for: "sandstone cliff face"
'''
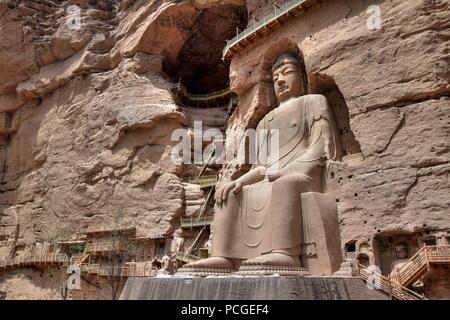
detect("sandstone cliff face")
[0,0,245,257]
[0,0,449,299]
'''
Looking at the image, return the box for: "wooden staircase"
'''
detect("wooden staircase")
[396,245,450,287]
[357,264,427,300]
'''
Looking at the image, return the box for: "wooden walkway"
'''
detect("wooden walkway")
[0,253,69,270]
[78,263,157,278]
[223,0,316,60]
[171,82,233,109]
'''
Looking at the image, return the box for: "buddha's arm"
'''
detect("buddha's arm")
[273,117,334,179]
[236,165,267,186]
[215,166,266,203]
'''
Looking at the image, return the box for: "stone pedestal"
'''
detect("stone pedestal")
[120,277,389,300]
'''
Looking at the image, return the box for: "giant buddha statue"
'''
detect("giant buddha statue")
[181,52,343,276]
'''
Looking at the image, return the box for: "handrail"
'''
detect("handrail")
[175,252,202,264]
[174,83,232,101]
[186,228,207,256]
[196,146,217,180]
[357,264,427,300]
[197,188,215,223]
[180,216,214,229]
[397,245,450,286]
[223,0,312,59]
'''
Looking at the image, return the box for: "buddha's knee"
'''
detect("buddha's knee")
[272,174,310,193]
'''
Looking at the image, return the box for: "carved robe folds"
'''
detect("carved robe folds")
[212,94,342,274]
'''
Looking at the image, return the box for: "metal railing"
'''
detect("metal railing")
[79,263,157,277]
[175,252,202,264]
[173,82,232,102]
[186,228,207,256]
[84,241,128,253]
[223,0,312,59]
[197,188,215,222]
[357,264,427,300]
[180,216,214,229]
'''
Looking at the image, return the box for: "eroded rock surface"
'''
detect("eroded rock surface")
[0,0,245,256]
[0,0,448,300]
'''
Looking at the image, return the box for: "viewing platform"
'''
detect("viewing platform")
[223,0,316,60]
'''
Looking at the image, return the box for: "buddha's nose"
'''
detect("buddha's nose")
[277,77,286,86]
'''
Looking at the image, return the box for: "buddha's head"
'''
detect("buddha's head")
[394,244,409,259]
[272,52,308,105]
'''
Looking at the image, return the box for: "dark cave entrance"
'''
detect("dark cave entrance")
[164,4,248,94]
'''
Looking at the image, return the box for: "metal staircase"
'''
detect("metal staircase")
[186,228,207,256]
[176,134,223,265]
[175,252,202,264]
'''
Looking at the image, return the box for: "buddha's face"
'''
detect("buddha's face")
[272,59,304,104]
[394,245,408,259]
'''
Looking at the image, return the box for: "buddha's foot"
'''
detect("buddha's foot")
[176,257,236,277]
[242,253,301,267]
[237,265,309,277]
[237,253,308,276]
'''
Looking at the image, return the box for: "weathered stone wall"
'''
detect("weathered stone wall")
[0,267,67,300]
[0,0,448,299]
[0,0,245,298]
[0,0,245,253]
[120,277,389,300]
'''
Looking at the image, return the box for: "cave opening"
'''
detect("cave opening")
[164,4,248,95]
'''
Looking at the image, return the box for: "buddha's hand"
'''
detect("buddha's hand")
[215,180,242,204]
